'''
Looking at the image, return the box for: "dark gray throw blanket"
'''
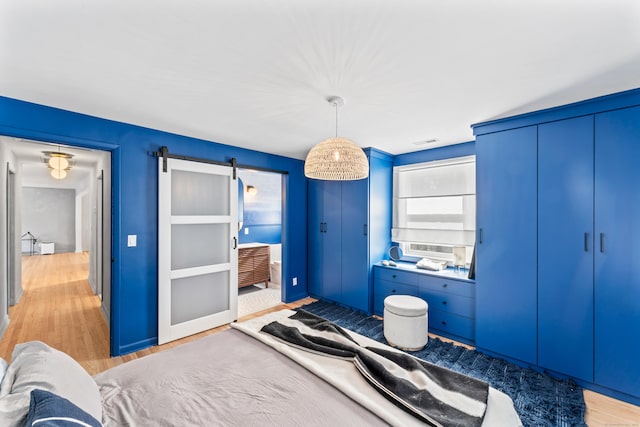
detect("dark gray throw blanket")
[261,310,489,427]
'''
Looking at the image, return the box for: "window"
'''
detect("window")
[392,155,476,265]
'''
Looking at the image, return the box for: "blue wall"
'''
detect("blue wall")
[238,169,282,245]
[0,96,308,356]
[394,141,475,166]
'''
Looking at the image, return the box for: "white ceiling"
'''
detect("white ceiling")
[1,0,639,160]
[2,136,104,191]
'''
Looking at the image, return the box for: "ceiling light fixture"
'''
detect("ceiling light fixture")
[42,147,73,180]
[48,154,69,170]
[304,96,369,181]
[50,168,67,180]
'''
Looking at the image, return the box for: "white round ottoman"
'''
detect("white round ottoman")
[383,295,428,351]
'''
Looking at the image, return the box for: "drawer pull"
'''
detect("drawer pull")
[442,283,448,288]
[441,321,447,325]
[442,301,447,305]
[392,274,397,279]
[391,289,396,293]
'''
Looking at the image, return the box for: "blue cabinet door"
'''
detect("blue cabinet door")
[594,106,640,396]
[341,178,369,311]
[307,180,342,301]
[322,181,343,302]
[307,180,325,297]
[476,126,538,365]
[538,116,594,381]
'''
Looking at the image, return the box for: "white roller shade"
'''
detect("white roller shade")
[392,156,475,246]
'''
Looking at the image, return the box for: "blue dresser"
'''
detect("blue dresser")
[373,263,475,344]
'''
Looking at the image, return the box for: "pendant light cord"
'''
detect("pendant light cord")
[334,101,339,138]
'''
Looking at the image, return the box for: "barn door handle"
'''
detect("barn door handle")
[600,233,605,253]
[479,228,483,244]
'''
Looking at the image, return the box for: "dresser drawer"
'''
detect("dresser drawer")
[418,290,475,318]
[418,275,474,298]
[374,267,419,286]
[429,310,475,341]
[373,280,418,315]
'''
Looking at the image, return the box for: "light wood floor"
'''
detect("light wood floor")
[1,252,638,426]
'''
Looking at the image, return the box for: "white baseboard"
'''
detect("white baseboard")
[101,303,110,325]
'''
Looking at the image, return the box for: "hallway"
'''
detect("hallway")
[0,252,110,374]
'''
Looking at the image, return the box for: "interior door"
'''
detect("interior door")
[6,166,15,310]
[158,158,238,344]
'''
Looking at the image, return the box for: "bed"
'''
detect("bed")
[0,309,522,426]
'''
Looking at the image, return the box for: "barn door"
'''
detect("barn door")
[158,158,238,344]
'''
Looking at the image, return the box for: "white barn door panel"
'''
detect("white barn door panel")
[158,158,238,344]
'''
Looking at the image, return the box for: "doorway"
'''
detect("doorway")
[237,168,284,317]
[0,137,111,353]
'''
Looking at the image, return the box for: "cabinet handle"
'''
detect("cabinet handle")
[479,228,483,244]
[584,232,589,252]
[320,222,323,233]
[233,237,237,250]
[600,233,605,253]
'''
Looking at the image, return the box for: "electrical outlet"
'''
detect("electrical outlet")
[244,227,249,235]
[292,277,298,286]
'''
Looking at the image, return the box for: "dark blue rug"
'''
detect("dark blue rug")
[300,300,586,427]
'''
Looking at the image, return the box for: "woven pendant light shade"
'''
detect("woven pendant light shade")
[304,96,369,181]
[304,137,369,180]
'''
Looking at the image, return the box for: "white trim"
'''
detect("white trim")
[393,155,476,173]
[171,215,231,225]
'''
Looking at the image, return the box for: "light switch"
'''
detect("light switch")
[127,235,137,247]
[244,227,249,235]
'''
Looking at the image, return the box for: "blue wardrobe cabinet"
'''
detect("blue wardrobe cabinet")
[307,149,393,313]
[474,89,640,404]
[475,126,538,366]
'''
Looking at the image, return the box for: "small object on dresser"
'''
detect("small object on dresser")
[381,260,390,266]
[416,258,447,271]
[388,260,397,267]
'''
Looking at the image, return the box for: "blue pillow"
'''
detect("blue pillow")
[25,389,102,427]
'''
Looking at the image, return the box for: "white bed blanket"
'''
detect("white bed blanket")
[232,309,522,427]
